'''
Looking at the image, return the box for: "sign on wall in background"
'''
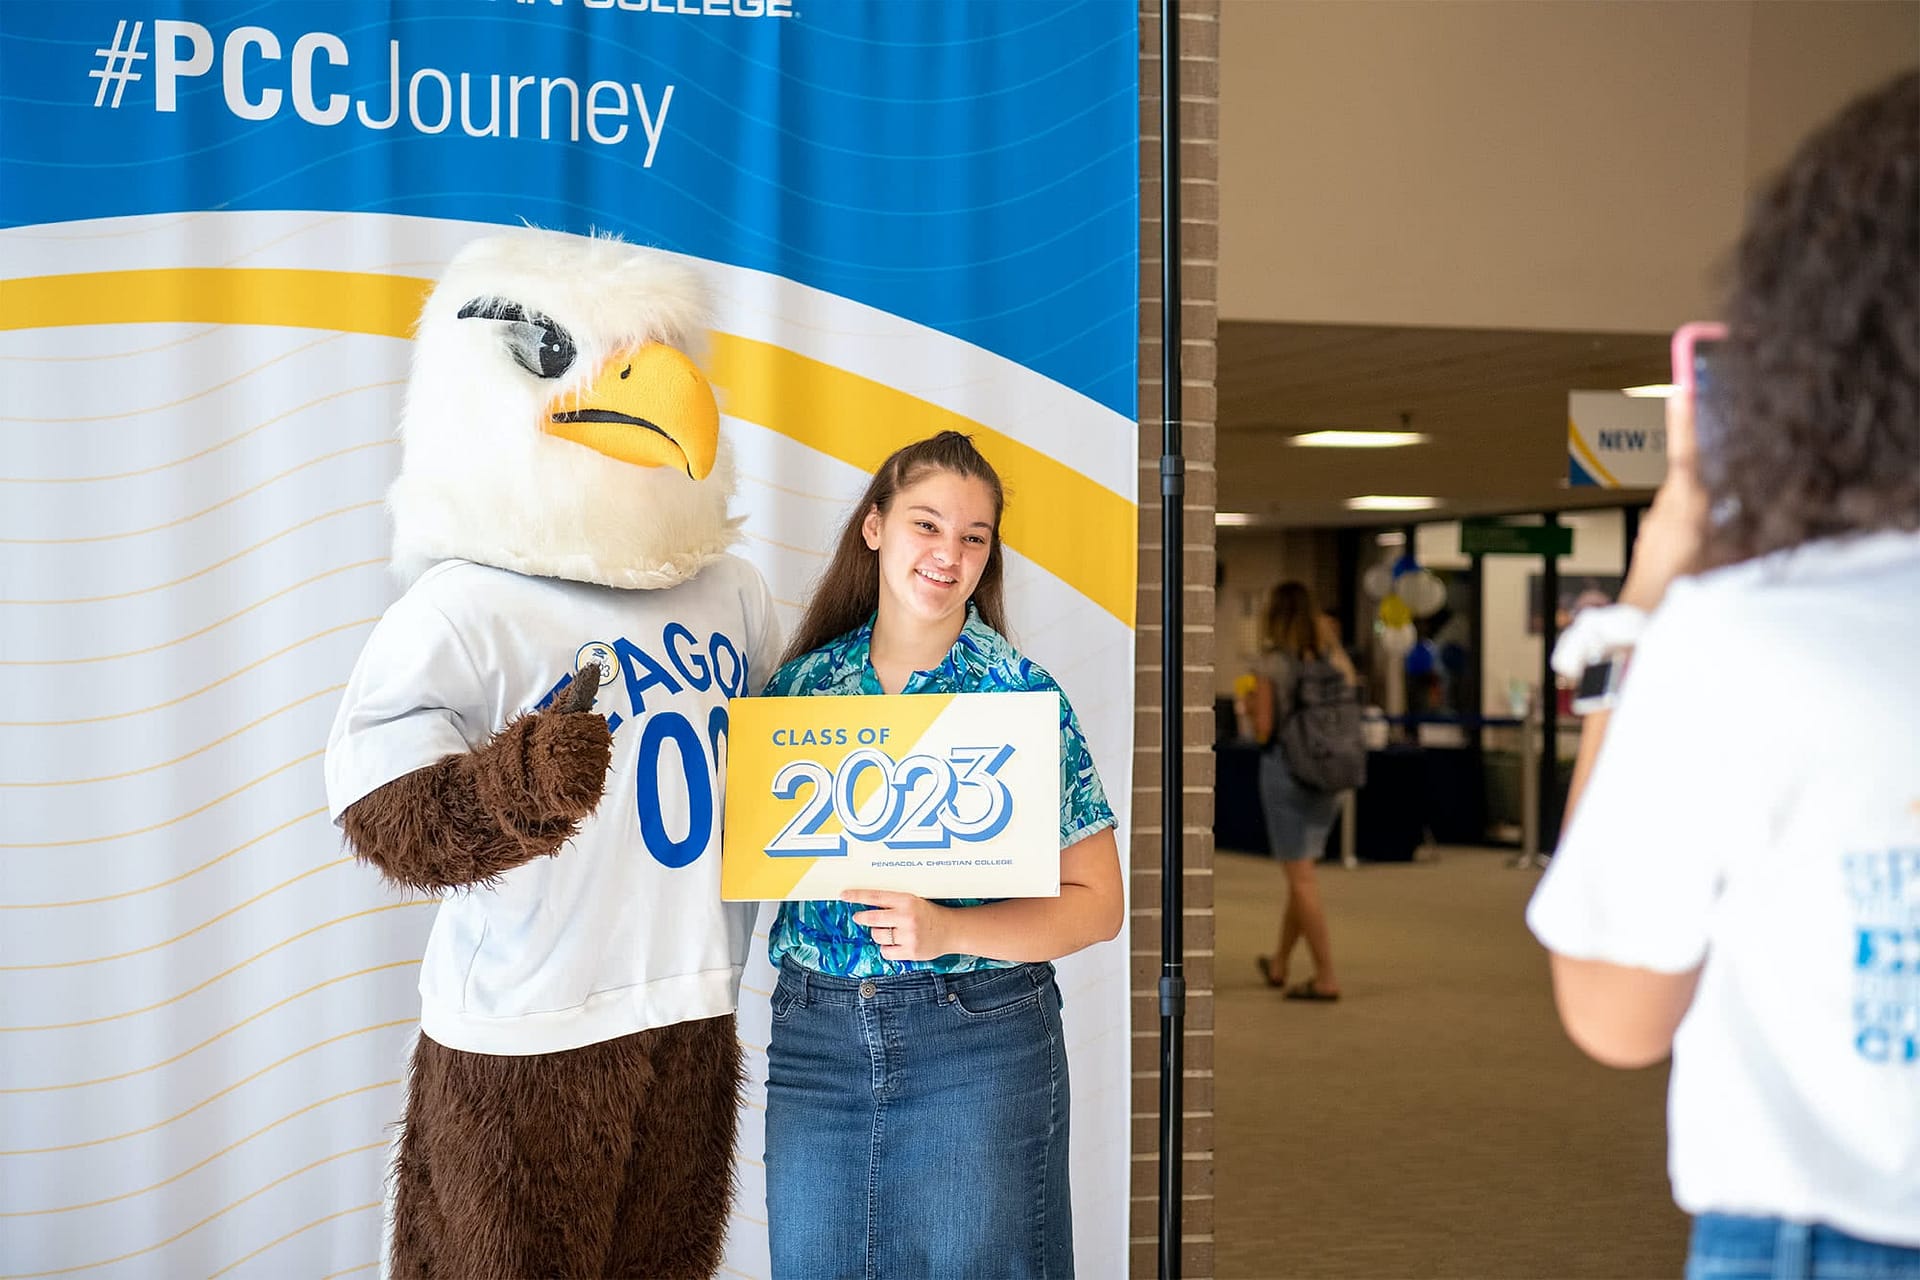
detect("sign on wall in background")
[0,2,1138,1276]
[1459,520,1575,558]
[1567,390,1667,488]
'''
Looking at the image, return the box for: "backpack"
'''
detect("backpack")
[1275,656,1367,793]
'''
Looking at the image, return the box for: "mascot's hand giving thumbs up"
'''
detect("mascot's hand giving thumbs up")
[341,662,612,893]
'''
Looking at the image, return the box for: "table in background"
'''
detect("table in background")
[1214,716,1532,862]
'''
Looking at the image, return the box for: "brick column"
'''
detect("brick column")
[1133,2,1219,1276]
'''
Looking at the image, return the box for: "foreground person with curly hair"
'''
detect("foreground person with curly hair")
[1527,70,1920,1280]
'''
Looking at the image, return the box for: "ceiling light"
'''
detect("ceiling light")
[1621,384,1675,398]
[1375,531,1406,547]
[1290,430,1429,448]
[1215,512,1256,526]
[1344,495,1440,512]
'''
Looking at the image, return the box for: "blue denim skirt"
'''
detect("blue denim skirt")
[1257,751,1339,862]
[763,957,1073,1280]
[1687,1214,1920,1280]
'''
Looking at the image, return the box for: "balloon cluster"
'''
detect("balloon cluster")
[1363,553,1447,656]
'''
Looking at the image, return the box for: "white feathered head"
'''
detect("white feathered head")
[388,229,739,588]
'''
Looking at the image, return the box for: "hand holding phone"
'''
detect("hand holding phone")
[1618,323,1726,611]
[1670,321,1727,477]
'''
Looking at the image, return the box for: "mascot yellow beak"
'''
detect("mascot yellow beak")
[545,343,719,480]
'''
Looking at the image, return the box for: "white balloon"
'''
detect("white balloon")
[1377,621,1417,655]
[1362,562,1396,599]
[1397,569,1448,617]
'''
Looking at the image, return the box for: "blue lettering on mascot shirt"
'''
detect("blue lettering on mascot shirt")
[537,624,751,870]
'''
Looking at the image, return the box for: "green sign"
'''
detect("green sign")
[1459,521,1574,557]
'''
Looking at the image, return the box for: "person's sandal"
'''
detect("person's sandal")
[1254,956,1287,989]
[1284,980,1340,1002]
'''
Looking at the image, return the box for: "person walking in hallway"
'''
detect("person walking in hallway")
[1250,582,1364,1001]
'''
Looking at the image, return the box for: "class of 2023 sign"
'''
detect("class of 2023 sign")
[722,693,1061,902]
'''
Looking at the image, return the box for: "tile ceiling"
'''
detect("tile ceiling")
[1214,321,1672,527]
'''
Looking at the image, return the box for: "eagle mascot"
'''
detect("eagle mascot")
[323,229,779,1278]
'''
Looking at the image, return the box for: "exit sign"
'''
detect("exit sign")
[1459,521,1573,557]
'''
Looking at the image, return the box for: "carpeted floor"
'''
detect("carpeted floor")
[1213,847,1690,1280]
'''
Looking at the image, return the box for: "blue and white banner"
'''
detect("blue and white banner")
[0,3,1139,1275]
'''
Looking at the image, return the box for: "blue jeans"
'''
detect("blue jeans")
[763,957,1073,1280]
[1687,1214,1920,1280]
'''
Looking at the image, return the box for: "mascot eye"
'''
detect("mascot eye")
[456,297,578,380]
[503,317,577,380]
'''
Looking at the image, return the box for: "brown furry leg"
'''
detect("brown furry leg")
[603,1015,746,1280]
[387,1035,458,1279]
[398,1032,658,1279]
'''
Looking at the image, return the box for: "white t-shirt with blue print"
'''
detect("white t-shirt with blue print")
[764,607,1116,979]
[325,555,783,1056]
[1528,531,1920,1246]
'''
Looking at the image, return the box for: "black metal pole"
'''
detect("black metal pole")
[1156,0,1186,1276]
[1537,514,1562,848]
[1334,529,1361,645]
[1468,552,1486,753]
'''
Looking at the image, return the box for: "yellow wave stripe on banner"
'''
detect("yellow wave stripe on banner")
[1,268,1137,624]
[207,1201,382,1280]
[0,1145,387,1279]
[0,1020,417,1156]
[705,333,1137,623]
[3,1081,398,1216]
[0,962,416,1093]
[1,270,427,338]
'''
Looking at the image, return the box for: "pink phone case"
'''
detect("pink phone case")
[1670,321,1729,392]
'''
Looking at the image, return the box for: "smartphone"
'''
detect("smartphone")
[1571,652,1626,715]
[1671,321,1729,474]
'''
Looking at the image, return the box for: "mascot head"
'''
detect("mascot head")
[389,229,739,589]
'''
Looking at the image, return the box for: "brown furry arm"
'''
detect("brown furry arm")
[341,671,612,892]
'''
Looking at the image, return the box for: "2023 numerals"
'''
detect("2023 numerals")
[766,745,1015,856]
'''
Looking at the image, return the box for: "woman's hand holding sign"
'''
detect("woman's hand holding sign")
[841,823,1123,965]
[844,889,956,962]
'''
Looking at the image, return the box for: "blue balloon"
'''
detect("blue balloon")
[1392,553,1420,578]
[1405,640,1437,677]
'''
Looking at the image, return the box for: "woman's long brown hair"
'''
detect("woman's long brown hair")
[1264,581,1323,662]
[778,431,1010,669]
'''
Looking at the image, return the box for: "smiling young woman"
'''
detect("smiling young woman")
[858,464,998,691]
[758,430,1123,1280]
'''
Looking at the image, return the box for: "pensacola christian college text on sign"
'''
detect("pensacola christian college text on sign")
[723,694,1060,902]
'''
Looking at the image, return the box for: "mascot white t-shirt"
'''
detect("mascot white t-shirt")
[326,554,781,1056]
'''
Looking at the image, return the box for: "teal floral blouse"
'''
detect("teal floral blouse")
[762,607,1116,978]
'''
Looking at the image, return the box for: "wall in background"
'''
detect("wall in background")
[1218,0,1919,333]
[1213,527,1340,693]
